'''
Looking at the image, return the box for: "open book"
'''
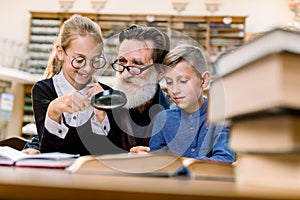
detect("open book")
[0,146,79,169]
[66,152,234,181]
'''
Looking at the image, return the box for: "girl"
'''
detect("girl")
[22,14,120,155]
[130,44,235,163]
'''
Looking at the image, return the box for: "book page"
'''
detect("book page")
[0,146,29,163]
[97,152,182,174]
[17,152,79,160]
[0,146,79,167]
[66,152,184,176]
[14,152,79,167]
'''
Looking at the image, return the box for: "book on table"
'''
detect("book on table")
[0,146,79,169]
[235,152,300,191]
[66,151,234,181]
[230,114,300,153]
[0,136,29,151]
[208,28,300,124]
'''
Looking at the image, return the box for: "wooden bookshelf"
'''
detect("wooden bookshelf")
[28,11,247,75]
[21,84,35,139]
[206,16,246,57]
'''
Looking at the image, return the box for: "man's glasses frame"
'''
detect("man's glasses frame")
[111,59,155,75]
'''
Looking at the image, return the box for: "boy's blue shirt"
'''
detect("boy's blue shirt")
[149,98,235,163]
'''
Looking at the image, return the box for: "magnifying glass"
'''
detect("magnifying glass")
[91,89,127,110]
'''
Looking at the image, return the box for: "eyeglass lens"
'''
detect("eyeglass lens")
[114,64,140,75]
[72,55,106,69]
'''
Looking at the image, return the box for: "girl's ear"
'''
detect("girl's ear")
[56,45,64,61]
[201,71,211,90]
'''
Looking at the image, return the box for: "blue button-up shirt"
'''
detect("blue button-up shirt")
[149,98,235,163]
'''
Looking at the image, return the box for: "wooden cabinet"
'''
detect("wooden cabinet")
[28,12,247,75]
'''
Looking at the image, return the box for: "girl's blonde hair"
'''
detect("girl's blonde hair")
[162,44,208,76]
[43,14,104,78]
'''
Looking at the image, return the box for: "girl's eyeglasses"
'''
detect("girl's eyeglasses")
[63,47,106,69]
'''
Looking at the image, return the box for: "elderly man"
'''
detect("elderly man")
[107,24,171,151]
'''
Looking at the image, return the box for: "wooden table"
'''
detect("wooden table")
[0,166,300,200]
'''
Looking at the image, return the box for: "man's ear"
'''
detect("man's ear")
[56,45,64,61]
[201,71,211,90]
[156,67,165,82]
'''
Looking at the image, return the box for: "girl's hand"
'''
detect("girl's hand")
[93,108,107,123]
[47,91,90,123]
[85,82,104,99]
[130,146,150,154]
[86,83,107,123]
[21,148,41,155]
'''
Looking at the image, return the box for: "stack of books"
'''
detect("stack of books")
[208,28,300,190]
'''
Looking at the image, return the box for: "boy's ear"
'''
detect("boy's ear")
[56,45,64,61]
[201,71,211,90]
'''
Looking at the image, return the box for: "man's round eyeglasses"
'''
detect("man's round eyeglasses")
[63,47,106,69]
[111,60,154,75]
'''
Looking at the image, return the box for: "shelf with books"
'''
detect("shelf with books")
[206,16,247,56]
[28,15,60,74]
[28,12,246,75]
[170,16,208,48]
[21,84,35,139]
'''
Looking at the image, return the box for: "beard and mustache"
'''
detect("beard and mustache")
[114,69,159,109]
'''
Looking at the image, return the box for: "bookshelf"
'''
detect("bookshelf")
[28,15,60,74]
[206,16,246,56]
[28,11,247,75]
[21,84,35,139]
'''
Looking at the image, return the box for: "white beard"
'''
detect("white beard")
[114,70,159,109]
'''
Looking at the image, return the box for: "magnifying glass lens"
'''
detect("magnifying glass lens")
[91,89,127,110]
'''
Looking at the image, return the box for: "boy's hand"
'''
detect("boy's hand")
[130,146,150,153]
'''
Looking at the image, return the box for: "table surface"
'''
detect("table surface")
[0,166,300,200]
